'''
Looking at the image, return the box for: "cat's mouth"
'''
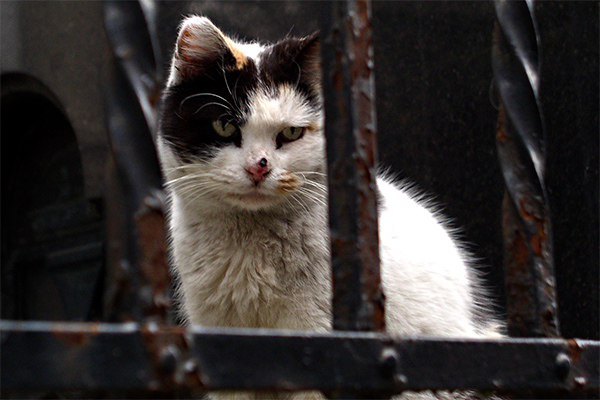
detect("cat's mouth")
[217,172,303,211]
[224,172,302,209]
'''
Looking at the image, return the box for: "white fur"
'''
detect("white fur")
[378,178,481,337]
[167,16,265,86]
[160,74,331,328]
[158,16,501,400]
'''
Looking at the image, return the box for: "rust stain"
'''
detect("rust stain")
[495,106,511,143]
[53,330,90,346]
[141,324,206,391]
[533,222,547,255]
[137,209,170,291]
[135,198,172,322]
[51,323,102,347]
[510,230,529,267]
[566,339,583,362]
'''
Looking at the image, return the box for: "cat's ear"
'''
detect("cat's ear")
[267,32,321,94]
[167,16,247,85]
[296,32,321,90]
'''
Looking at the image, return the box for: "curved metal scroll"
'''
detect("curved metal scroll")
[492,0,560,338]
[103,1,171,323]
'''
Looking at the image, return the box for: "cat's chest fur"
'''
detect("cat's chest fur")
[170,197,331,330]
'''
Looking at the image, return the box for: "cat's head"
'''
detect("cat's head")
[158,16,325,213]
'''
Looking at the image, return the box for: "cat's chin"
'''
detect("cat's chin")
[224,191,283,211]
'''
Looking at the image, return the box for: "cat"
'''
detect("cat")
[157,15,502,399]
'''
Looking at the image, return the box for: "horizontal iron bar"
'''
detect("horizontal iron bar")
[1,321,598,396]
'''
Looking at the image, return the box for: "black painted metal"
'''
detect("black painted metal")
[321,0,385,333]
[1,321,598,397]
[104,0,162,137]
[102,0,168,323]
[492,0,560,338]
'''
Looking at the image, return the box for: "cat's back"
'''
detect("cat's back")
[376,177,482,337]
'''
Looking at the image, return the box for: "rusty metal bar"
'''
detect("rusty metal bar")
[492,0,560,338]
[321,0,384,332]
[2,321,599,396]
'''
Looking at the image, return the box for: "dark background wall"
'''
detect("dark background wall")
[371,1,599,340]
[2,1,597,339]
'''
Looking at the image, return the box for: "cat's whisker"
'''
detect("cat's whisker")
[182,190,209,206]
[172,162,205,170]
[166,165,217,176]
[232,73,242,109]
[174,175,224,189]
[292,59,302,92]
[298,189,325,210]
[295,173,328,192]
[299,184,327,200]
[300,180,328,192]
[294,187,328,208]
[168,175,223,195]
[165,165,236,188]
[165,169,210,180]
[217,112,231,123]
[285,191,311,215]
[178,183,224,204]
[292,198,311,215]
[300,194,327,209]
[159,137,186,153]
[178,187,205,203]
[182,92,233,107]
[179,92,234,113]
[221,61,234,98]
[192,102,231,115]
[165,172,219,186]
[295,171,328,178]
[173,178,215,193]
[171,181,206,198]
[295,177,328,197]
[185,187,221,205]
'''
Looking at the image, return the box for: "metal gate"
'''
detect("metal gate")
[1,1,598,398]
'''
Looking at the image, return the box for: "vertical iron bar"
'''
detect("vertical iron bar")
[321,0,385,333]
[492,0,560,338]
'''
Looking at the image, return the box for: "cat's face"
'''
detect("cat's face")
[158,16,325,213]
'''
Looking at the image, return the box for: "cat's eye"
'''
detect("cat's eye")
[278,127,305,143]
[212,120,238,138]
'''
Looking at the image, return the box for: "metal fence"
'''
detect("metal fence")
[1,0,598,398]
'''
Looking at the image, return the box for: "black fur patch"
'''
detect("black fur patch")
[259,34,321,105]
[159,58,258,160]
[159,34,320,162]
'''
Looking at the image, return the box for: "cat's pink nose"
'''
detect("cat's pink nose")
[246,158,270,185]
